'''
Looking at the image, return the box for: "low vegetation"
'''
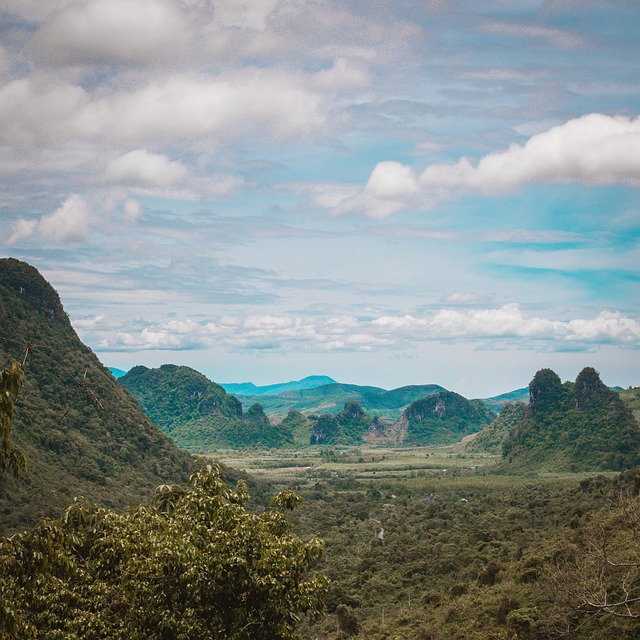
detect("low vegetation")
[212,446,640,639]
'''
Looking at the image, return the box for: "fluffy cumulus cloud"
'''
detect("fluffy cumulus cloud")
[93,305,640,353]
[30,0,190,65]
[420,114,640,191]
[105,150,188,187]
[333,114,640,217]
[7,195,92,245]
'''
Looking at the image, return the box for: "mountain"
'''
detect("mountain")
[482,387,529,412]
[503,368,640,471]
[221,375,336,396]
[235,382,447,419]
[120,364,294,449]
[0,258,193,534]
[109,367,127,378]
[464,401,527,454]
[399,390,496,446]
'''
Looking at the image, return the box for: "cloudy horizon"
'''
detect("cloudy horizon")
[1,1,639,398]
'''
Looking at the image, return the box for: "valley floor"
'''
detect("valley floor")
[209,445,637,640]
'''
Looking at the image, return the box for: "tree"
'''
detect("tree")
[0,465,329,639]
[0,361,26,478]
[549,489,640,637]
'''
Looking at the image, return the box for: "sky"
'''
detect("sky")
[1,0,639,398]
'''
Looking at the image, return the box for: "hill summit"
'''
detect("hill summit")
[503,367,640,471]
[0,258,193,533]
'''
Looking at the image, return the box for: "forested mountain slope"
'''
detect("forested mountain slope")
[399,391,496,445]
[503,367,640,471]
[0,258,193,533]
[120,364,294,449]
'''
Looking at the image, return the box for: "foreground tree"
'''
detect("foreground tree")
[0,465,329,639]
[0,361,26,478]
[549,487,640,637]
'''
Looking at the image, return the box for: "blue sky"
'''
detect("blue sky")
[1,0,639,397]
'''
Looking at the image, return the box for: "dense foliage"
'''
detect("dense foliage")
[0,466,329,640]
[503,367,640,471]
[465,401,527,454]
[122,367,495,450]
[0,258,193,534]
[286,464,640,640]
[401,391,495,445]
[121,364,295,450]
[0,361,26,478]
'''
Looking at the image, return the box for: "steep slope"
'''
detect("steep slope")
[120,364,294,449]
[400,391,496,445]
[464,401,527,454]
[503,368,640,471]
[0,258,193,534]
[309,400,380,445]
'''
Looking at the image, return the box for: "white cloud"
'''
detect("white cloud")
[38,194,92,243]
[31,0,190,65]
[419,113,640,191]
[123,198,142,221]
[366,161,419,198]
[94,305,640,353]
[7,194,92,245]
[443,292,483,304]
[6,219,37,246]
[482,21,587,50]
[104,73,324,143]
[333,114,640,217]
[106,149,188,187]
[313,57,371,90]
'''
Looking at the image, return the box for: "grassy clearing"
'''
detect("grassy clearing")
[214,445,517,492]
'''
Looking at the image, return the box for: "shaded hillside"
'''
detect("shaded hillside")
[503,368,640,471]
[0,258,193,534]
[465,401,527,453]
[619,386,640,422]
[400,391,495,445]
[121,364,243,431]
[308,400,384,446]
[121,364,294,450]
[236,382,446,419]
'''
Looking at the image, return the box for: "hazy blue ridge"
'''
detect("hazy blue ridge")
[109,367,127,378]
[221,375,336,396]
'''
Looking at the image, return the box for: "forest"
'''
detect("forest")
[2,258,640,639]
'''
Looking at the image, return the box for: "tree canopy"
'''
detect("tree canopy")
[0,466,329,640]
[0,361,26,479]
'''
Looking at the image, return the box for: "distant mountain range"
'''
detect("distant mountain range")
[220,375,337,396]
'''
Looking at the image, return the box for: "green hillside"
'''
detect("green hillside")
[0,258,193,534]
[120,364,294,450]
[503,368,640,471]
[400,391,496,445]
[465,401,527,454]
